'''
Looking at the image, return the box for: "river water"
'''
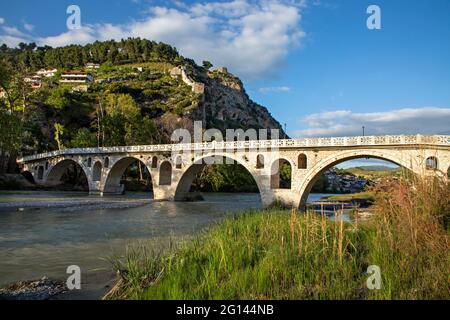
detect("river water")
[0,191,334,299]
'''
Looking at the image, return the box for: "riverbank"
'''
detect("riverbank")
[107,178,450,300]
[318,191,375,207]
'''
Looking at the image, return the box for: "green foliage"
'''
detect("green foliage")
[70,128,97,148]
[98,60,115,73]
[54,122,65,150]
[104,93,140,119]
[99,93,157,146]
[311,174,329,193]
[202,60,213,70]
[0,39,183,72]
[191,163,258,193]
[0,111,23,172]
[0,61,13,92]
[280,161,291,182]
[126,117,157,145]
[46,87,72,109]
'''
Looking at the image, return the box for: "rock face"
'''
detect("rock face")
[188,67,287,139]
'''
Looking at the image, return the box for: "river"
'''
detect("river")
[0,191,338,299]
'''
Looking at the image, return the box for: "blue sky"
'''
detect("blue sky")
[1,0,449,144]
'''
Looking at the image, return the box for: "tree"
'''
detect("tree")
[99,60,115,74]
[202,60,213,70]
[70,128,97,148]
[101,93,140,146]
[103,93,140,119]
[54,123,65,150]
[125,117,157,145]
[0,111,23,173]
[0,61,21,113]
[101,93,157,146]
[46,87,72,109]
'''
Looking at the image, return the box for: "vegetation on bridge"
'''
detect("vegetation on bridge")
[106,176,449,300]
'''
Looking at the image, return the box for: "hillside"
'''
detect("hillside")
[0,38,286,158]
[350,165,399,172]
[344,166,402,182]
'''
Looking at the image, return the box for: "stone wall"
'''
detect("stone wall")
[170,66,205,94]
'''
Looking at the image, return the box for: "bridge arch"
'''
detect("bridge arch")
[174,154,263,202]
[296,149,412,209]
[270,158,293,189]
[46,159,89,189]
[159,161,172,186]
[256,154,264,169]
[425,156,438,170]
[298,153,307,169]
[93,161,102,182]
[151,156,158,169]
[103,156,153,195]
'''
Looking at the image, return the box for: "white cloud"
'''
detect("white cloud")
[39,26,97,47]
[0,17,4,24]
[0,26,32,46]
[0,35,31,47]
[0,0,305,79]
[23,23,34,32]
[259,86,291,94]
[2,26,27,37]
[293,107,450,137]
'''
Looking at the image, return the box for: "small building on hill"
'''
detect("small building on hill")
[60,71,94,84]
[36,68,57,78]
[24,75,42,89]
[85,63,100,69]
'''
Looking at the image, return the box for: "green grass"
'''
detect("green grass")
[106,178,450,300]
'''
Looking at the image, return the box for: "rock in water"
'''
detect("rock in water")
[0,277,67,300]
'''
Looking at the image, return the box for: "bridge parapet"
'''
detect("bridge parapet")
[17,134,450,163]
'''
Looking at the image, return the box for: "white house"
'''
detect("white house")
[24,75,42,89]
[85,63,100,69]
[36,68,58,78]
[60,71,94,83]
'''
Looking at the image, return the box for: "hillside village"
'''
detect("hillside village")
[323,169,368,193]
[318,165,401,193]
[13,62,207,95]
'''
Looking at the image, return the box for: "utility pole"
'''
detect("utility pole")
[362,126,365,137]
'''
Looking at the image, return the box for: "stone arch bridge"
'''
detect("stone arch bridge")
[17,135,450,209]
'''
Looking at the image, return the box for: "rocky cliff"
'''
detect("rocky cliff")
[162,64,287,141]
